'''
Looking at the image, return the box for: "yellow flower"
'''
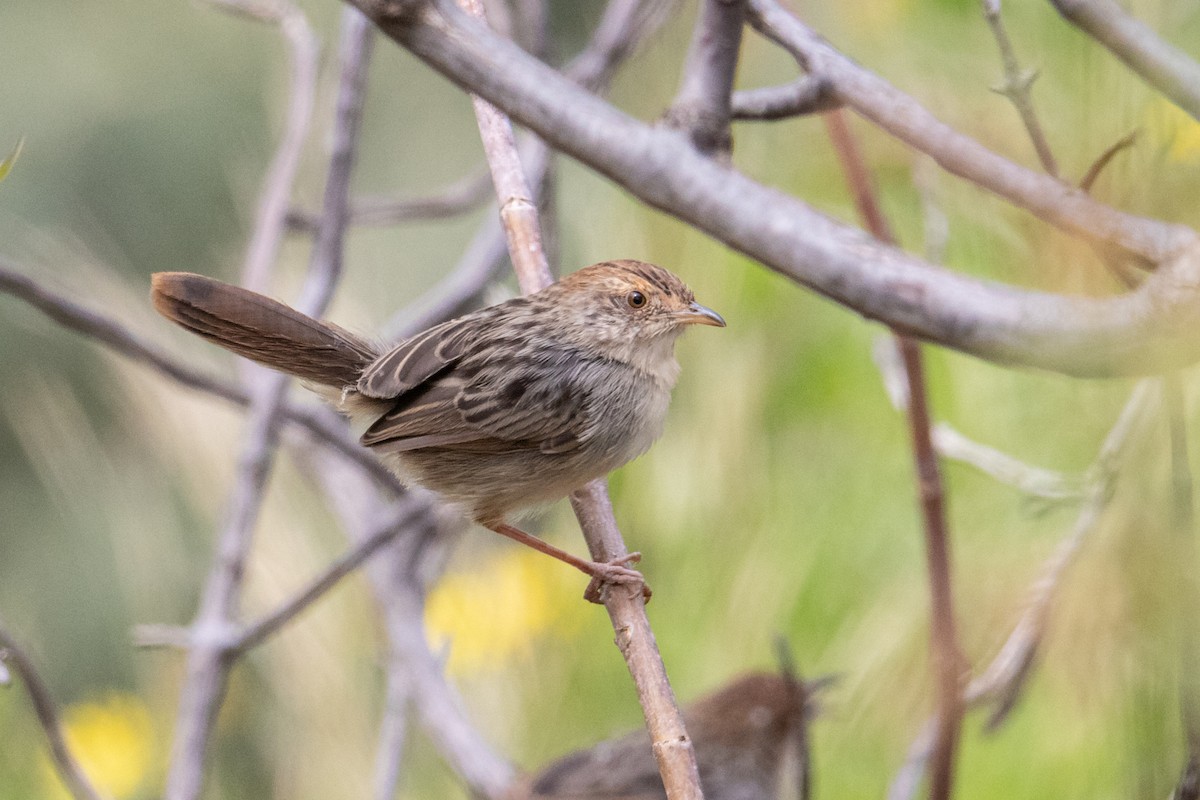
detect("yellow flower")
[42,692,155,799]
[425,548,583,674]
[1154,98,1200,162]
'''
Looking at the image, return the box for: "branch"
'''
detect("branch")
[1050,0,1200,122]
[165,11,371,799]
[888,382,1157,800]
[731,74,839,120]
[824,108,963,800]
[0,260,403,493]
[304,446,517,799]
[981,0,1058,176]
[209,0,320,293]
[451,0,704,796]
[287,167,492,230]
[342,0,1200,377]
[744,0,1190,265]
[0,621,106,800]
[663,0,747,156]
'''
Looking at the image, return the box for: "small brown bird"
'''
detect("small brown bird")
[517,672,816,800]
[151,260,723,596]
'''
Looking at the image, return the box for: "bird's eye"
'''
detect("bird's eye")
[627,290,647,308]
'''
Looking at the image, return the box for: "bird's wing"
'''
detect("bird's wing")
[359,342,600,455]
[356,316,477,399]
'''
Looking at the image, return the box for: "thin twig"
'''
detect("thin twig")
[231,494,426,653]
[824,108,963,800]
[663,0,747,156]
[888,383,1157,800]
[287,168,493,231]
[981,0,1058,176]
[1050,0,1200,122]
[165,10,371,799]
[1079,130,1137,193]
[208,0,320,292]
[730,75,839,120]
[454,1,704,796]
[0,621,106,800]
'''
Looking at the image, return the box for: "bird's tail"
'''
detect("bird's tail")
[151,272,378,387]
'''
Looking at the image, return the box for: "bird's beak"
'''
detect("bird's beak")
[676,301,726,328]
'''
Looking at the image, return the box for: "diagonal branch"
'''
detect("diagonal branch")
[0,620,106,800]
[454,1,704,796]
[731,74,839,120]
[1050,0,1200,122]
[342,0,1200,378]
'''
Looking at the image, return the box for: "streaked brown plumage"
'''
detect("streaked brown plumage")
[514,672,816,800]
[150,260,723,594]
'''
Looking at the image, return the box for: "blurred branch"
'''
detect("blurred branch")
[981,0,1058,177]
[165,11,371,800]
[1049,0,1200,122]
[0,621,106,800]
[287,168,493,231]
[454,0,704,796]
[888,382,1158,800]
[204,0,320,293]
[231,493,427,653]
[825,108,963,800]
[663,0,747,156]
[744,0,1191,264]
[0,260,402,493]
[344,0,1200,377]
[731,75,839,120]
[302,444,516,799]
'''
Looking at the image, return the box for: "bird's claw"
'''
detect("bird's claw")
[583,553,652,604]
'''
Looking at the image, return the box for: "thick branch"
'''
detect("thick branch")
[0,621,106,800]
[1050,0,1200,122]
[664,0,747,155]
[342,0,1200,377]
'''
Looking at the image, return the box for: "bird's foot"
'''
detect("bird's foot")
[583,553,652,604]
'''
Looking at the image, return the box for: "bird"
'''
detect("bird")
[150,260,724,599]
[514,671,819,800]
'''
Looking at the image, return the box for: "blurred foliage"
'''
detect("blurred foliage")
[3,0,1200,798]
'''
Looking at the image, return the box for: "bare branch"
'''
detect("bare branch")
[1079,130,1137,193]
[166,10,372,799]
[0,260,403,493]
[206,0,320,292]
[825,108,963,800]
[0,621,106,800]
[566,0,677,90]
[890,383,1158,799]
[343,0,1200,377]
[731,75,839,120]
[287,168,492,231]
[933,425,1084,501]
[981,0,1059,176]
[743,0,1191,265]
[304,447,517,799]
[663,0,747,156]
[1050,0,1200,122]
[231,494,428,653]
[450,1,704,796]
